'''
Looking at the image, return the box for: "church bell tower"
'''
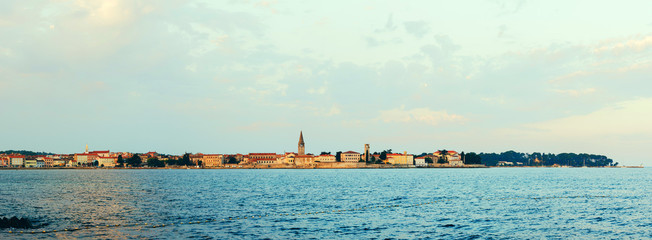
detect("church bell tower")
[298,131,305,155]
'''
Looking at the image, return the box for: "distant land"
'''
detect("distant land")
[0,150,55,156]
[1,149,622,169]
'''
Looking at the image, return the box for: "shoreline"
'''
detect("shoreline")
[0,165,643,170]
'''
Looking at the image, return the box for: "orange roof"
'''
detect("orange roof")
[76,153,98,156]
[342,151,360,154]
[249,153,277,155]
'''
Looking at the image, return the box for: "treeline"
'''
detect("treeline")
[478,151,616,167]
[0,150,55,156]
[115,153,197,167]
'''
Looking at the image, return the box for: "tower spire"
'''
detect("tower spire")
[298,131,305,155]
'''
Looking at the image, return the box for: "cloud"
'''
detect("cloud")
[379,107,466,125]
[549,70,590,83]
[553,88,596,97]
[497,24,506,38]
[523,97,652,137]
[420,35,461,68]
[491,0,527,16]
[593,34,652,54]
[74,0,141,27]
[404,21,429,38]
[375,14,397,33]
[236,121,293,131]
[307,86,327,95]
[325,105,341,116]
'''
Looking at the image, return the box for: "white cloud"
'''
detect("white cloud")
[524,97,652,137]
[593,34,652,54]
[379,107,466,125]
[403,21,429,38]
[307,86,327,95]
[74,0,139,27]
[553,88,596,97]
[325,105,341,116]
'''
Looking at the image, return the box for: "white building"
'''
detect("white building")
[386,152,414,165]
[317,154,336,162]
[449,159,464,166]
[98,156,117,167]
[414,157,427,167]
[202,154,224,167]
[341,151,361,163]
[9,155,25,167]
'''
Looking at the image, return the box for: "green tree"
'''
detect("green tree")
[166,159,178,166]
[425,157,433,164]
[335,151,342,162]
[178,153,191,166]
[126,155,142,167]
[147,157,165,167]
[437,150,449,164]
[465,152,482,164]
[116,155,124,167]
[320,152,331,155]
[226,156,239,164]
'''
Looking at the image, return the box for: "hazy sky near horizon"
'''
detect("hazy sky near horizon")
[1,1,651,165]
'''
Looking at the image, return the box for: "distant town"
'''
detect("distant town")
[1,132,624,169]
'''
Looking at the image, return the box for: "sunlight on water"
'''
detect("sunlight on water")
[0,168,650,239]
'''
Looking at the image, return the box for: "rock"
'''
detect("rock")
[0,216,33,229]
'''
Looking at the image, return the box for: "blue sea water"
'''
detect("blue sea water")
[0,168,650,239]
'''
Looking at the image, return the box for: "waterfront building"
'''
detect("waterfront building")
[98,156,117,167]
[414,157,427,167]
[9,155,25,167]
[449,158,464,166]
[386,152,414,165]
[341,151,361,163]
[145,152,158,158]
[295,154,315,166]
[317,154,336,163]
[53,159,66,167]
[43,157,53,167]
[90,150,110,157]
[36,160,45,168]
[0,156,8,167]
[74,153,98,166]
[433,150,462,165]
[279,152,296,164]
[25,159,38,168]
[298,131,305,155]
[248,153,278,164]
[497,161,514,166]
[202,154,224,167]
[190,153,204,165]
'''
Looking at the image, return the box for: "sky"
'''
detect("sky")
[1,0,651,166]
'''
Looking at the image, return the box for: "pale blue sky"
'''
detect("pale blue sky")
[1,1,651,166]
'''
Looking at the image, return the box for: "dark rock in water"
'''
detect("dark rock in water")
[0,217,33,229]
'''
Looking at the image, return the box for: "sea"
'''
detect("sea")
[0,168,650,239]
